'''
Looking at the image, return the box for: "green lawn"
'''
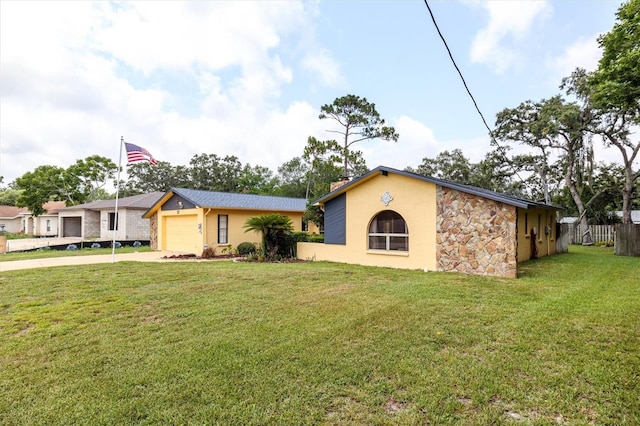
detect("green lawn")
[1,246,638,425]
[0,246,152,262]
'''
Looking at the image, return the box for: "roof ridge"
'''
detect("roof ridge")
[314,165,563,210]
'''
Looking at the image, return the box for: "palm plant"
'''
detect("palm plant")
[243,214,294,259]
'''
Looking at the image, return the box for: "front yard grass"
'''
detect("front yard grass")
[1,246,638,425]
[0,246,152,262]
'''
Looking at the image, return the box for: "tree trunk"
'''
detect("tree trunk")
[621,178,633,224]
[567,177,593,245]
[343,138,349,180]
[537,165,550,204]
[564,144,593,245]
[604,125,639,225]
[616,141,638,225]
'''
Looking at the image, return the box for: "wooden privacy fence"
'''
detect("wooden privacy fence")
[614,224,640,257]
[566,223,640,257]
[571,225,615,244]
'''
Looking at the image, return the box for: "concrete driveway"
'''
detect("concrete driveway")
[0,251,186,272]
[4,237,84,252]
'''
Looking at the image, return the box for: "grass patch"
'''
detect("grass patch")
[1,246,638,424]
[0,246,152,262]
[1,233,34,240]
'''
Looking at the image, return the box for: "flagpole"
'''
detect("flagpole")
[112,136,124,263]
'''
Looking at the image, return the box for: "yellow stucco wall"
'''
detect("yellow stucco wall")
[205,209,304,254]
[157,207,305,255]
[297,173,439,271]
[297,171,561,275]
[516,207,557,261]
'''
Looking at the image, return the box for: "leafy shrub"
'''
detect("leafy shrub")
[306,233,324,243]
[595,240,614,247]
[221,245,237,256]
[237,242,257,256]
[291,232,308,242]
[277,232,297,258]
[201,247,216,258]
[289,232,323,243]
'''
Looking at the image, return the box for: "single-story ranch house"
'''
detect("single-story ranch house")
[143,188,308,255]
[0,206,28,234]
[297,166,563,278]
[0,206,27,234]
[0,201,67,236]
[58,192,163,240]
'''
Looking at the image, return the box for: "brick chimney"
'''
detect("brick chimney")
[330,176,350,192]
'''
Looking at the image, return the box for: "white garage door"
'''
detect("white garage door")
[163,215,200,254]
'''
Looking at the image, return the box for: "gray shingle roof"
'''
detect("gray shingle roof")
[315,166,563,211]
[171,188,307,211]
[63,192,164,211]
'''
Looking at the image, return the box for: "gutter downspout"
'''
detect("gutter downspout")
[203,209,212,251]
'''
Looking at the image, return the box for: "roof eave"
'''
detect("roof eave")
[313,165,566,211]
[142,190,175,218]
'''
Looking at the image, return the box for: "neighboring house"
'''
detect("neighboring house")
[615,210,640,224]
[143,188,308,254]
[0,206,28,233]
[558,217,578,224]
[297,166,563,278]
[58,192,163,240]
[18,201,67,237]
[1,202,66,236]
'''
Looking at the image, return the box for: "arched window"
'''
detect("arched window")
[368,210,408,251]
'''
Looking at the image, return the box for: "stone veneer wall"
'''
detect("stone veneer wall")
[149,212,158,250]
[436,186,517,278]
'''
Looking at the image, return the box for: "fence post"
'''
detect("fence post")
[557,223,569,253]
[615,224,640,257]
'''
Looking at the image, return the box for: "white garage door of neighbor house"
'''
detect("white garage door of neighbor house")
[164,215,200,254]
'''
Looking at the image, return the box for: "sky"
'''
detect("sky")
[0,0,630,187]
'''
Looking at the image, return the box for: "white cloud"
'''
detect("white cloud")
[0,0,334,183]
[439,135,491,164]
[470,0,552,73]
[362,116,438,170]
[546,35,603,79]
[91,2,302,74]
[360,116,496,172]
[302,49,346,88]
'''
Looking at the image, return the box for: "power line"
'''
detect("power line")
[422,0,528,189]
[423,0,493,136]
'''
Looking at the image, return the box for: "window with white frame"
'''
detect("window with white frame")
[46,219,51,232]
[368,210,408,251]
[218,214,228,244]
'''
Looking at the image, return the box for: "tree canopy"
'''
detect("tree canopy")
[589,0,640,117]
[7,82,636,229]
[317,94,398,179]
[558,0,640,224]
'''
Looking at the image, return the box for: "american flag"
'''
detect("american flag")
[124,142,158,165]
